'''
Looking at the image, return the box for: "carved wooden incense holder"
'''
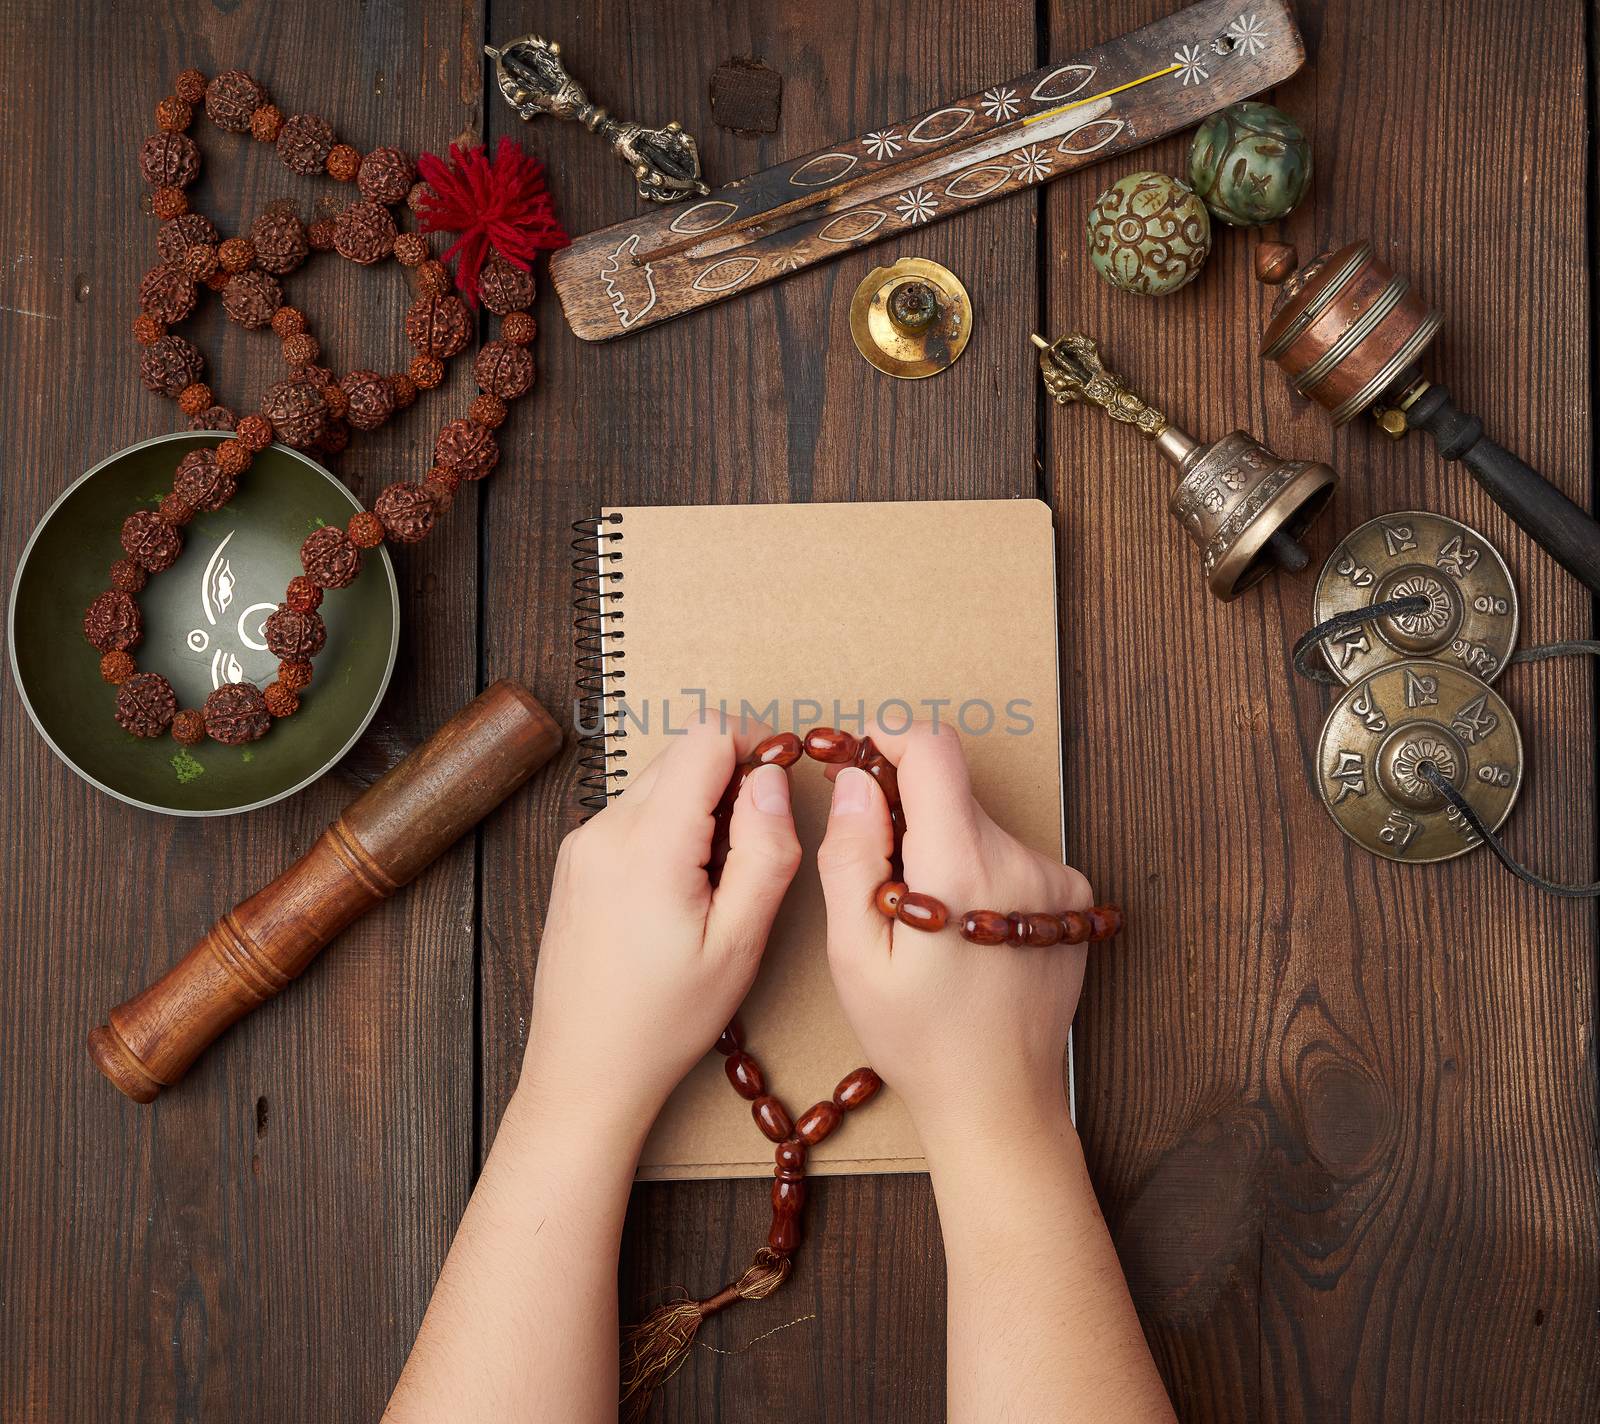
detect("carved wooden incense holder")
[88,680,562,1101]
[550,0,1305,339]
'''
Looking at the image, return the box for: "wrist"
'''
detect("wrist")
[910,1063,1075,1169]
[508,1048,664,1163]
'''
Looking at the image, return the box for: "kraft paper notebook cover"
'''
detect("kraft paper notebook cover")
[582,499,1066,1181]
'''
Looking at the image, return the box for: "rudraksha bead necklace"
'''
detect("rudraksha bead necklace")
[90,67,566,747]
[620,725,1122,1420]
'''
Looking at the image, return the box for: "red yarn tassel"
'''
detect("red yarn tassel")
[414,137,569,306]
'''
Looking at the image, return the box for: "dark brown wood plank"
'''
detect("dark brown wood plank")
[478,1,1039,1418]
[1045,2,1599,1421]
[0,2,484,1419]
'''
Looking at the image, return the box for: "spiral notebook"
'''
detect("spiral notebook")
[575,499,1067,1180]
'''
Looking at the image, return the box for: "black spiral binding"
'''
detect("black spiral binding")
[571,514,627,810]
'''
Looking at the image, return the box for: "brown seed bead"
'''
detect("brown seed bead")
[409,354,444,389]
[307,217,337,252]
[171,708,205,745]
[276,113,336,175]
[795,1100,841,1146]
[202,682,271,744]
[249,104,284,144]
[272,307,308,341]
[172,447,233,512]
[1087,905,1122,942]
[416,259,451,296]
[1059,911,1089,944]
[188,404,237,432]
[325,143,361,182]
[392,233,428,269]
[284,576,322,613]
[405,292,471,357]
[116,673,178,738]
[856,744,899,804]
[474,340,535,400]
[434,418,499,480]
[157,491,195,526]
[222,270,280,331]
[156,211,218,263]
[751,732,803,768]
[204,271,230,293]
[262,375,329,449]
[156,96,193,133]
[151,186,187,219]
[263,604,327,660]
[215,439,252,477]
[141,322,198,384]
[1005,913,1034,947]
[140,132,200,189]
[468,393,507,429]
[833,1067,882,1112]
[138,263,196,323]
[321,383,350,420]
[217,236,255,273]
[251,211,309,276]
[960,910,1010,945]
[204,69,265,132]
[131,312,164,345]
[724,1052,765,1100]
[177,382,212,416]
[389,372,418,409]
[84,590,142,652]
[109,558,147,594]
[715,1018,744,1054]
[357,146,415,205]
[121,509,181,572]
[1028,914,1064,947]
[318,419,351,456]
[99,650,137,684]
[277,659,313,691]
[341,369,395,432]
[182,243,217,280]
[373,482,436,543]
[424,464,462,502]
[334,199,397,265]
[775,1138,806,1173]
[874,880,907,918]
[752,1096,793,1143]
[347,511,386,549]
[804,727,857,764]
[282,332,319,367]
[501,310,537,346]
[175,68,207,105]
[772,1175,805,1213]
[300,525,361,590]
[477,251,537,315]
[406,181,433,214]
[263,681,300,718]
[236,413,273,452]
[767,1211,799,1256]
[896,892,949,933]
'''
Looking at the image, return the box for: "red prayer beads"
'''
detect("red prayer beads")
[91,64,561,747]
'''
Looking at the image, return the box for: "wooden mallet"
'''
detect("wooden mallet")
[88,679,563,1102]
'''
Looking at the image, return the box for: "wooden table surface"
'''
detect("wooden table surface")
[3,1,1596,1420]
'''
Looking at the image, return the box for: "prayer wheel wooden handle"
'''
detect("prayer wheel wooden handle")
[88,680,563,1102]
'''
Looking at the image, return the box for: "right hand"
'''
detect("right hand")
[815,722,1093,1144]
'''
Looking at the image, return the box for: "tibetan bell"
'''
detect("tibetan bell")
[1260,240,1600,597]
[1034,332,1336,600]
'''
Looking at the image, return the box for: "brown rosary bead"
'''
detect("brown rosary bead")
[833,1067,882,1112]
[1005,912,1035,947]
[84,591,142,653]
[959,909,1010,945]
[171,708,205,745]
[795,1100,841,1146]
[1059,911,1089,944]
[140,133,200,190]
[222,270,281,329]
[1027,913,1064,947]
[249,104,283,144]
[99,650,136,685]
[874,880,907,917]
[277,113,335,175]
[357,147,416,206]
[108,558,147,594]
[333,199,397,265]
[751,1095,793,1143]
[1087,906,1122,942]
[766,1210,799,1256]
[477,250,537,315]
[150,186,187,220]
[204,69,264,132]
[174,68,207,105]
[251,210,308,276]
[803,726,857,764]
[775,1137,806,1172]
[771,1175,805,1214]
[326,143,362,183]
[723,1052,765,1100]
[156,95,193,133]
[715,1019,743,1055]
[896,892,949,933]
[139,335,202,397]
[138,263,197,324]
[751,732,803,768]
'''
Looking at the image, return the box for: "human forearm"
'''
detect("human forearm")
[383,1086,648,1424]
[923,1102,1175,1424]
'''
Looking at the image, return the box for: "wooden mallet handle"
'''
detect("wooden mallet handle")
[88,680,563,1102]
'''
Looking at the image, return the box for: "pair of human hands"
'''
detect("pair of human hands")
[521,715,1094,1152]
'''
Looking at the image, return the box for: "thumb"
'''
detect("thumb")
[705,764,802,959]
[817,767,895,962]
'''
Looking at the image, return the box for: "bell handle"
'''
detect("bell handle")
[1405,385,1600,597]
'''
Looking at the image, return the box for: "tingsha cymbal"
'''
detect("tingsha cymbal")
[1313,512,1518,685]
[1317,659,1522,863]
[849,258,972,379]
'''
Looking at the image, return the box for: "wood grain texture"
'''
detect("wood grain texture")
[1044,2,1599,1421]
[0,1,485,1419]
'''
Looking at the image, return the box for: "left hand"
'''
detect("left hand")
[518,713,803,1134]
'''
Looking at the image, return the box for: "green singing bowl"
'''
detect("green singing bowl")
[9,432,399,816]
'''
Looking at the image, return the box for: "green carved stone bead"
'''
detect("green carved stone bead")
[1187,101,1312,227]
[1085,171,1212,297]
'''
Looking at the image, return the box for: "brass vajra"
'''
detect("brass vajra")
[1032,333,1170,440]
[485,36,709,203]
